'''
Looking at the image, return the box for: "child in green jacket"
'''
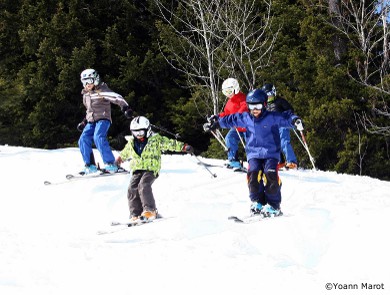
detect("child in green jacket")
[116,116,193,221]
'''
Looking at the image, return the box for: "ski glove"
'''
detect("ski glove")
[183,144,194,154]
[293,118,304,131]
[207,114,219,124]
[203,121,219,132]
[77,119,88,132]
[203,114,220,132]
[121,105,133,119]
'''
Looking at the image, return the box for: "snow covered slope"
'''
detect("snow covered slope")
[0,145,389,295]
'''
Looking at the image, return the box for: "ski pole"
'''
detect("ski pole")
[215,129,226,143]
[293,129,316,169]
[210,130,228,151]
[150,123,181,139]
[191,153,217,178]
[235,128,246,149]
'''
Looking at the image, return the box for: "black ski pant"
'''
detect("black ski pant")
[247,158,282,209]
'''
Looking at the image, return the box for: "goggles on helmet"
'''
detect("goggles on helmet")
[131,129,146,137]
[82,78,95,87]
[248,103,264,110]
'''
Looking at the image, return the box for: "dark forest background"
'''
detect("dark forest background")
[1,0,389,180]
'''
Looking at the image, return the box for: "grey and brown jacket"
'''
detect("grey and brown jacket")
[82,83,128,123]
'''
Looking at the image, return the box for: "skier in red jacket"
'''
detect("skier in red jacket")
[219,78,248,169]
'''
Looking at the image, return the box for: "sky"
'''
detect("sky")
[0,145,389,295]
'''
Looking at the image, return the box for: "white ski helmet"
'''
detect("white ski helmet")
[222,78,240,97]
[130,116,152,138]
[80,69,100,87]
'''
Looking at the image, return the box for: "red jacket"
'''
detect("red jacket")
[219,92,248,132]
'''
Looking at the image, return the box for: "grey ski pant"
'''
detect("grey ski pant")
[127,171,156,217]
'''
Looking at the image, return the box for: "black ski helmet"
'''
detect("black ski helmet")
[262,83,276,96]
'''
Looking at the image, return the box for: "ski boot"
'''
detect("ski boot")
[226,160,242,169]
[261,205,283,217]
[140,210,157,221]
[285,162,297,170]
[104,163,118,174]
[83,164,98,175]
[250,202,263,216]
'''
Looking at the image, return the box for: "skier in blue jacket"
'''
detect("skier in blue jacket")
[204,88,304,217]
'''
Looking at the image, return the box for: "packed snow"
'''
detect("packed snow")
[0,145,389,295]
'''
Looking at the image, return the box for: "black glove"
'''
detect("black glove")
[183,144,194,154]
[293,117,304,131]
[121,105,133,119]
[77,119,87,132]
[207,114,219,123]
[203,114,219,132]
[203,121,219,132]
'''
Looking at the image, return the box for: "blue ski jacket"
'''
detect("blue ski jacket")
[218,110,298,161]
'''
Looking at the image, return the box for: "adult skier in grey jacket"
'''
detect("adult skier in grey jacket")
[77,68,133,174]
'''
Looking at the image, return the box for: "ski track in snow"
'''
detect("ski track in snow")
[0,145,389,295]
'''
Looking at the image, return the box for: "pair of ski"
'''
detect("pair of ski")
[43,167,130,185]
[97,217,165,235]
[228,212,284,224]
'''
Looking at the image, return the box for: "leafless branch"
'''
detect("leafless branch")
[153,0,278,116]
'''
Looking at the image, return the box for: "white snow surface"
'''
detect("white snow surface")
[0,145,389,295]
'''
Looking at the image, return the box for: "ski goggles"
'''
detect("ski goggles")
[81,78,95,87]
[248,103,264,110]
[222,87,234,97]
[131,129,146,137]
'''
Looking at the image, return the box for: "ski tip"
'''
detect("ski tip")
[43,181,51,185]
[227,216,244,223]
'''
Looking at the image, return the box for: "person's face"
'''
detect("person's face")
[85,83,95,91]
[222,87,235,98]
[81,77,95,91]
[132,129,146,139]
[267,95,275,102]
[248,103,264,118]
[250,108,262,118]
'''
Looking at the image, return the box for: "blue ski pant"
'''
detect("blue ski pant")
[78,119,115,165]
[225,128,246,161]
[247,158,282,209]
[279,127,297,163]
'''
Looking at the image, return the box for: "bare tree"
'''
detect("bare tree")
[153,0,278,115]
[318,0,390,136]
[360,99,390,136]
[353,112,368,175]
[220,0,280,90]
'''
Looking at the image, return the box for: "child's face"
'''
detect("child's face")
[250,109,262,118]
[248,103,264,118]
[222,87,235,98]
[132,129,146,139]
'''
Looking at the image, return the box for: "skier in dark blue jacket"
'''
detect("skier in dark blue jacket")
[204,88,304,217]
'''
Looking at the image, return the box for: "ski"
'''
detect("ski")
[97,216,168,235]
[43,167,129,185]
[197,162,224,168]
[232,167,248,173]
[228,212,284,224]
[197,161,248,173]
